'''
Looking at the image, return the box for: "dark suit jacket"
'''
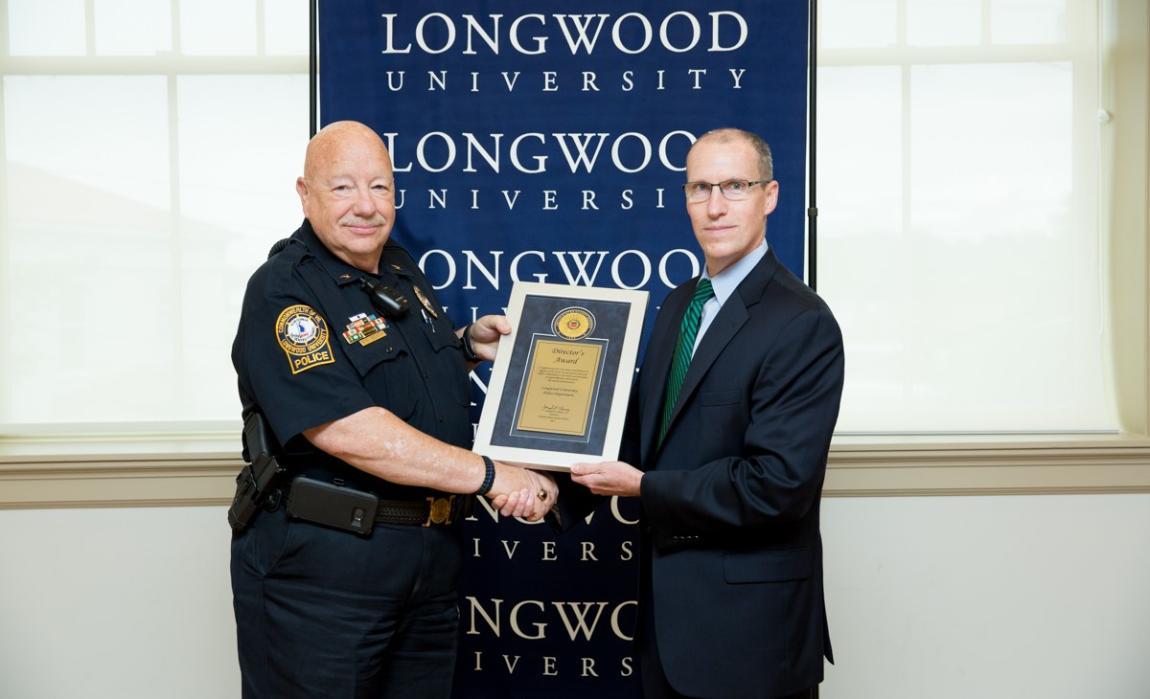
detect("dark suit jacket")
[629,247,844,698]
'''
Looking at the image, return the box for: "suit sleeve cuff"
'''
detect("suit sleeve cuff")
[639,469,685,529]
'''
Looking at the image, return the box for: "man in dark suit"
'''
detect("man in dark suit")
[571,127,844,699]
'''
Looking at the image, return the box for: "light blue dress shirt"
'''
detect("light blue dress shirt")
[692,238,768,356]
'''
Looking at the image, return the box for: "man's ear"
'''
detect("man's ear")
[762,180,780,217]
[296,177,309,211]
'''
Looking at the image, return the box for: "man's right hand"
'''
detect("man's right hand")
[487,463,557,521]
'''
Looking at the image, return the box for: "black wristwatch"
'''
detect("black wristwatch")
[460,324,481,363]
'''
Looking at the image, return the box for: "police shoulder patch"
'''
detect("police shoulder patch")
[275,304,335,375]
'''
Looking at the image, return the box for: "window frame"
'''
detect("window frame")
[0,0,1146,504]
[0,1,306,435]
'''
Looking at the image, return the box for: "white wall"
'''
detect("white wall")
[2,496,1149,698]
[0,507,238,699]
[821,495,1150,698]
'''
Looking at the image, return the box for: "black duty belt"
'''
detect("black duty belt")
[377,495,467,527]
[283,475,469,535]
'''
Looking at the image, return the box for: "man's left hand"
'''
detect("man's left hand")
[462,315,511,362]
[489,468,559,521]
[570,461,643,497]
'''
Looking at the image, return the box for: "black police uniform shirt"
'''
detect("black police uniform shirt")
[231,219,472,496]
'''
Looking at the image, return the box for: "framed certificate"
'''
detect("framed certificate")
[474,282,649,470]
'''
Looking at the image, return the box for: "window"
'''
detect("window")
[2,0,1143,441]
[1,0,309,429]
[817,0,1126,433]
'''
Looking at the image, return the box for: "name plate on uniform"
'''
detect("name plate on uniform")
[474,282,648,470]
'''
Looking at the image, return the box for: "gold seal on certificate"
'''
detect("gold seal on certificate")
[474,284,648,470]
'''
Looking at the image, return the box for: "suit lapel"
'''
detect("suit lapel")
[639,284,692,463]
[667,298,748,427]
[655,249,783,457]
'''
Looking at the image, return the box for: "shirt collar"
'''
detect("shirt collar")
[293,219,385,286]
[702,238,768,306]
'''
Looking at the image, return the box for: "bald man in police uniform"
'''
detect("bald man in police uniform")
[230,121,556,698]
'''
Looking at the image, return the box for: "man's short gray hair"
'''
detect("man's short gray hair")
[690,128,774,181]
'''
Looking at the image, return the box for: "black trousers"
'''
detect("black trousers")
[638,551,818,699]
[231,507,464,699]
[640,642,818,699]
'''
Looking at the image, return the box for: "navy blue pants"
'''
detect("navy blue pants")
[231,507,464,698]
[638,550,818,699]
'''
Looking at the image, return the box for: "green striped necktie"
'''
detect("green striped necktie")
[659,277,714,445]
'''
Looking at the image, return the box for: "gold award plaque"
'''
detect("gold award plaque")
[515,306,603,436]
[474,282,649,470]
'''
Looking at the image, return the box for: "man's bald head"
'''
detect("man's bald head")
[296,121,396,273]
[302,121,391,183]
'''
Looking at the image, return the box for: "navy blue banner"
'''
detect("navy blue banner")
[318,2,809,696]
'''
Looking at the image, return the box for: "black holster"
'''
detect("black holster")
[227,411,286,532]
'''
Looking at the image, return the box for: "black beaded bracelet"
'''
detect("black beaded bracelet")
[475,455,495,496]
[460,324,481,363]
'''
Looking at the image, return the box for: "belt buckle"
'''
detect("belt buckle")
[424,495,455,527]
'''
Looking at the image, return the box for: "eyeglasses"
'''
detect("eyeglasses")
[683,179,772,202]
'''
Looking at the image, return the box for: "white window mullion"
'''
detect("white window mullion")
[1,0,10,425]
[0,62,9,426]
[84,0,95,56]
[171,0,182,55]
[899,0,916,423]
[897,0,908,49]
[167,73,186,403]
[980,0,992,46]
[255,0,266,56]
